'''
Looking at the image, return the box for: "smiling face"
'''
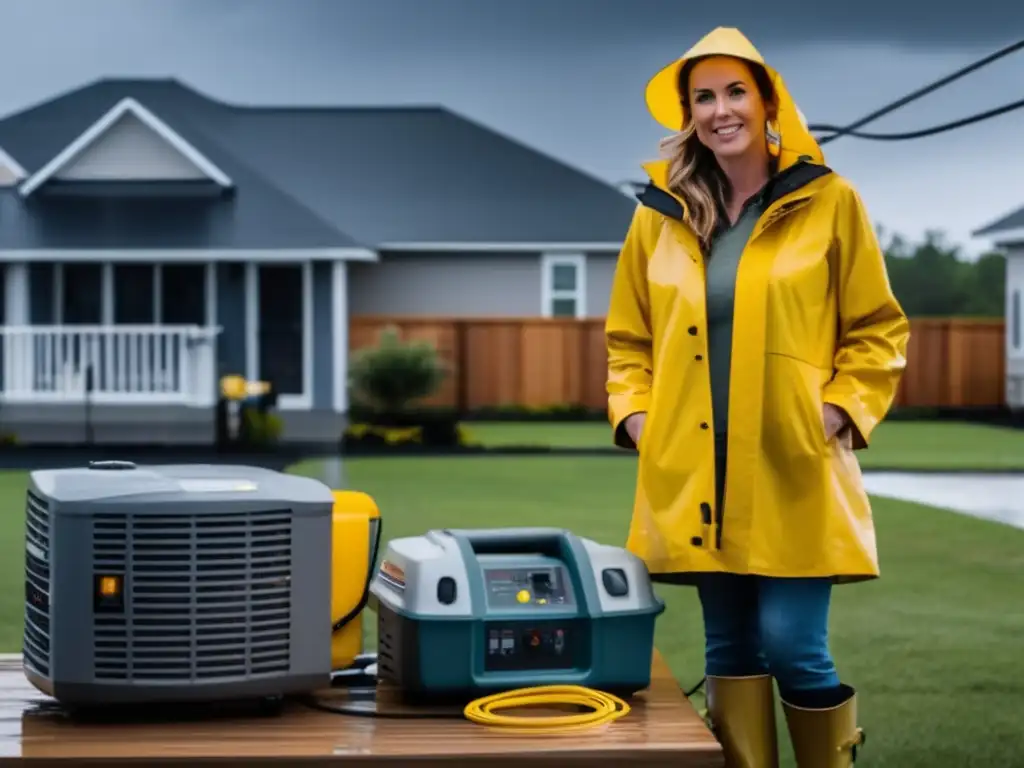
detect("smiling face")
[685,56,774,162]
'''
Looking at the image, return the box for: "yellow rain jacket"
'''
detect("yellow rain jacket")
[606,28,910,583]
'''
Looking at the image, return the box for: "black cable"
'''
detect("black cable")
[813,36,1024,146]
[809,96,1024,142]
[684,676,706,698]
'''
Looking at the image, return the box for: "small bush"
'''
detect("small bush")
[348,325,447,414]
[241,408,283,445]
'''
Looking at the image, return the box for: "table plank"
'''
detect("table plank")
[0,650,723,766]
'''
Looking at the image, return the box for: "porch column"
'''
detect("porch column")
[4,263,29,325]
[4,263,30,396]
[331,259,348,413]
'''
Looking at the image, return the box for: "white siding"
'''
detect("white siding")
[55,112,210,181]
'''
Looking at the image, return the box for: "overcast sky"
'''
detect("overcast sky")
[2,0,1023,257]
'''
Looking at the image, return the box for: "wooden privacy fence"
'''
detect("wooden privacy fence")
[349,317,1007,411]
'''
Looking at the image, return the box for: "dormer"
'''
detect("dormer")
[18,97,233,197]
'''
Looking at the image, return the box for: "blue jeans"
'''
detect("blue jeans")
[695,572,841,697]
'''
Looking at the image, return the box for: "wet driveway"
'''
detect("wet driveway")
[863,472,1024,530]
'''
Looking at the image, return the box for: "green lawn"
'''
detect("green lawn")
[0,436,1021,766]
[466,419,1024,470]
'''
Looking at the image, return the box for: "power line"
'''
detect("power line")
[812,36,1024,145]
[809,96,1024,141]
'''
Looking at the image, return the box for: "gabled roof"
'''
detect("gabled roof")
[973,205,1024,246]
[0,78,636,251]
[18,97,233,196]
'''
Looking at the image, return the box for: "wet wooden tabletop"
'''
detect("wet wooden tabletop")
[0,651,723,766]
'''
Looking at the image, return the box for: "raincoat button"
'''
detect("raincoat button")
[688,326,698,335]
[695,354,703,361]
[690,536,703,547]
[700,422,709,430]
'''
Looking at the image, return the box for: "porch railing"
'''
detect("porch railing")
[0,325,222,406]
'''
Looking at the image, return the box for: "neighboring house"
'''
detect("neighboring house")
[0,77,636,445]
[973,206,1024,409]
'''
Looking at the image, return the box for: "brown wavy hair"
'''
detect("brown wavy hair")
[659,57,777,247]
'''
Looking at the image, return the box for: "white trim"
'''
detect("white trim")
[376,241,623,253]
[18,97,234,196]
[331,260,348,413]
[540,252,587,318]
[0,145,26,180]
[978,226,1024,248]
[245,260,314,411]
[0,248,377,263]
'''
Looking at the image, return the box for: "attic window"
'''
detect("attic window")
[18,97,232,196]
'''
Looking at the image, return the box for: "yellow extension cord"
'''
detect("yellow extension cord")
[462,684,631,733]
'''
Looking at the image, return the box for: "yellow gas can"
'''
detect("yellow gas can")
[330,490,382,672]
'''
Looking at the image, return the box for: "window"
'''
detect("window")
[541,253,586,318]
[57,262,210,325]
[161,264,207,325]
[114,264,156,324]
[61,264,103,324]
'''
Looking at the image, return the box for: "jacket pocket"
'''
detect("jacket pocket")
[763,353,831,461]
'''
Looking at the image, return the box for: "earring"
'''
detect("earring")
[766,119,781,157]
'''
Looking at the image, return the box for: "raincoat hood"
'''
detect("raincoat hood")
[643,27,823,184]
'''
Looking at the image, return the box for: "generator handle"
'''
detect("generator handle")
[442,527,574,559]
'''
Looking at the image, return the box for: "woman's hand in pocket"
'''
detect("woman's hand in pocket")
[625,412,647,448]
[823,403,849,442]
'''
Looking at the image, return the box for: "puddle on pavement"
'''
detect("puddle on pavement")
[863,472,1024,530]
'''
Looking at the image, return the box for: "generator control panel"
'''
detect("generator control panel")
[483,564,576,609]
[483,619,580,672]
[481,563,581,671]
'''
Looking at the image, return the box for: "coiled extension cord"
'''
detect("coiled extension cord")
[303,656,632,731]
[462,684,631,732]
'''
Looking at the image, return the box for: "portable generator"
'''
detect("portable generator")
[22,460,380,707]
[368,527,665,701]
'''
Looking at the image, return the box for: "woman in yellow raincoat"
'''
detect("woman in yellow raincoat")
[606,27,909,768]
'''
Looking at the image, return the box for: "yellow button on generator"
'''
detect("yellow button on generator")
[516,589,531,604]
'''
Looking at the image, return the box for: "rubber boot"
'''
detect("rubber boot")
[782,683,866,767]
[704,674,779,768]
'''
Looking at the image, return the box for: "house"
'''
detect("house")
[973,206,1024,409]
[0,78,637,445]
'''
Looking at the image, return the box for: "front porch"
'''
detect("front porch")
[0,255,355,445]
[0,324,220,405]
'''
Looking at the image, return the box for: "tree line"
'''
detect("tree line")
[878,227,1005,318]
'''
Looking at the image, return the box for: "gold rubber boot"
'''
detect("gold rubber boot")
[704,674,779,768]
[782,684,866,767]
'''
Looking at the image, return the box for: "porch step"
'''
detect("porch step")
[0,403,214,446]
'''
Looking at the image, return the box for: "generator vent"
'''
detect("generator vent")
[92,508,294,682]
[23,490,52,677]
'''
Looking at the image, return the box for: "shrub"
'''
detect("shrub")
[348,325,447,415]
[241,408,284,445]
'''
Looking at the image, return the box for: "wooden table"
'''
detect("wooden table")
[0,651,723,767]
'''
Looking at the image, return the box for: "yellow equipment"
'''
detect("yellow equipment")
[329,490,382,673]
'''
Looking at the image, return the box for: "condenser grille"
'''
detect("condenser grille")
[92,509,293,682]
[23,490,51,677]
